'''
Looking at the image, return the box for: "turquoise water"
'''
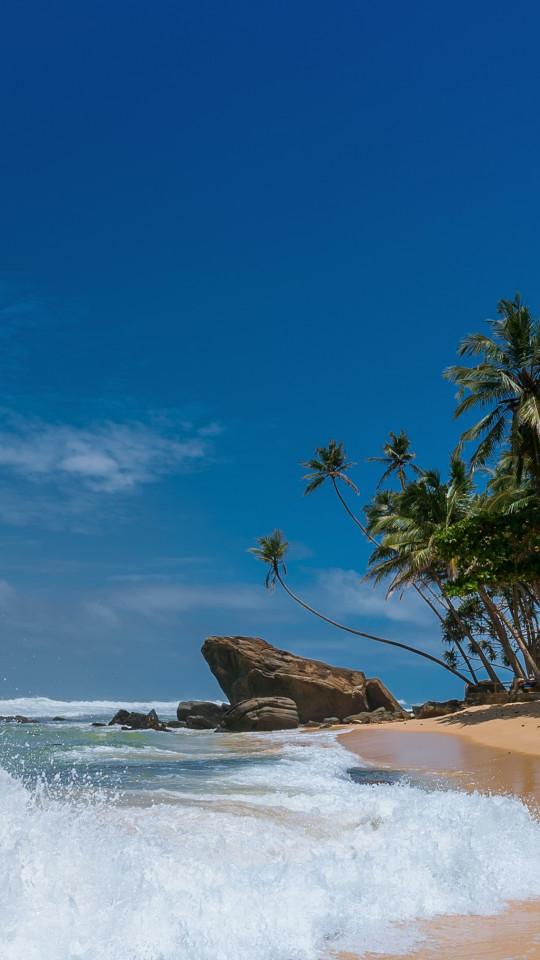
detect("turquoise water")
[2,699,540,960]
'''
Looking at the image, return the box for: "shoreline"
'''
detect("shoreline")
[337,701,540,960]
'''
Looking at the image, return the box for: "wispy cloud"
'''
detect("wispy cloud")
[112,582,272,618]
[0,416,211,493]
[308,567,431,625]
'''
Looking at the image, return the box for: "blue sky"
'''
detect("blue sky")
[1,0,540,705]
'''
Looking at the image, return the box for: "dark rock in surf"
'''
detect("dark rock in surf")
[187,715,217,730]
[0,715,38,723]
[176,701,229,728]
[108,708,169,731]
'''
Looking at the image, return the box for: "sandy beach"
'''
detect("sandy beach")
[339,700,540,960]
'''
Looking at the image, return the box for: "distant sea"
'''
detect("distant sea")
[2,698,540,960]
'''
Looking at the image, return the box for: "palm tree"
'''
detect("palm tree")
[249,529,472,683]
[364,459,503,683]
[366,429,423,489]
[444,293,540,488]
[301,440,480,680]
[365,459,473,594]
[301,439,359,497]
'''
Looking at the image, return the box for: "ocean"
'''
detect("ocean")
[1,698,540,960]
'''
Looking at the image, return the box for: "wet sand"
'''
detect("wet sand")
[337,702,540,960]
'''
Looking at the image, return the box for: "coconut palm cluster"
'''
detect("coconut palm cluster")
[251,294,540,685]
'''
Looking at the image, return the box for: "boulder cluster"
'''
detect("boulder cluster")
[106,635,408,732]
[106,635,538,735]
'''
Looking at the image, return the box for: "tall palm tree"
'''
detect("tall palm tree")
[444,293,540,487]
[301,439,359,494]
[364,459,503,683]
[365,459,473,594]
[249,529,472,683]
[301,440,480,679]
[301,439,371,535]
[366,429,423,489]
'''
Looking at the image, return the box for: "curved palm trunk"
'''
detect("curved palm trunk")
[478,587,527,679]
[481,588,540,678]
[417,586,478,681]
[275,572,472,685]
[432,578,500,685]
[330,479,482,682]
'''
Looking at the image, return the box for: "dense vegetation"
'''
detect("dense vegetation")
[251,294,540,685]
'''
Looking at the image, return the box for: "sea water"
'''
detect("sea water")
[1,699,540,960]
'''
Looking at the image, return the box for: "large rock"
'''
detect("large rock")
[201,635,401,723]
[220,697,299,732]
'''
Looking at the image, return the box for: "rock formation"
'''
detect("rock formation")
[176,700,230,728]
[412,700,462,719]
[220,697,299,732]
[201,635,402,724]
[108,708,170,731]
[344,706,409,724]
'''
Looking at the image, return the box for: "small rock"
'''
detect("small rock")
[186,715,216,730]
[177,701,229,725]
[109,708,169,731]
[413,700,463,720]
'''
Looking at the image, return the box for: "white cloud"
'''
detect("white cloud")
[84,600,119,626]
[0,416,212,493]
[0,579,16,606]
[112,582,271,618]
[310,568,431,626]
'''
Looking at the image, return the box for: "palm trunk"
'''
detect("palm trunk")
[478,586,527,679]
[331,478,480,680]
[434,581,500,684]
[275,572,472,685]
[488,592,540,678]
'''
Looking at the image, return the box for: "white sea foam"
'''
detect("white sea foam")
[1,735,540,959]
[0,697,216,719]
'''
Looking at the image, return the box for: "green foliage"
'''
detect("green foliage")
[364,457,473,594]
[249,529,289,591]
[444,293,540,486]
[366,429,422,489]
[435,507,540,595]
[300,439,358,496]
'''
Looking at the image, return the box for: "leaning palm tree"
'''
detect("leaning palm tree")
[301,439,358,495]
[366,429,423,489]
[301,439,371,536]
[444,293,540,488]
[249,529,472,683]
[302,440,480,679]
[364,460,524,682]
